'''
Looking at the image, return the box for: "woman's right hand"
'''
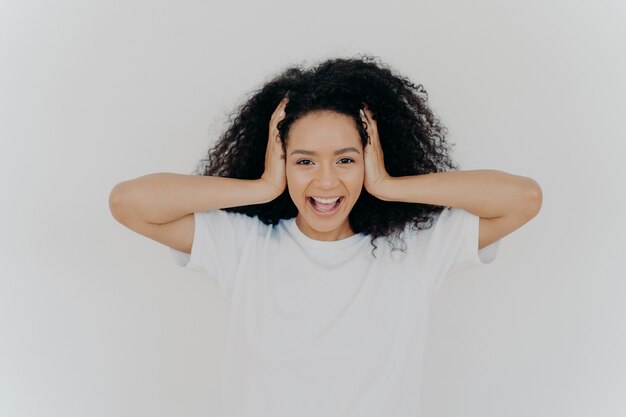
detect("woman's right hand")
[260,97,288,199]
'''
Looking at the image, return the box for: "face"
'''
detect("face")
[285,110,364,241]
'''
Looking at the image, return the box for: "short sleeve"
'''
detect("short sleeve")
[169,209,257,298]
[418,207,500,297]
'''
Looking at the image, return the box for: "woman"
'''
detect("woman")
[109,55,542,417]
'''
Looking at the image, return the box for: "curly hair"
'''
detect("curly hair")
[192,54,460,256]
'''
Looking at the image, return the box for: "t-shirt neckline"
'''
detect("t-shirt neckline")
[284,217,366,250]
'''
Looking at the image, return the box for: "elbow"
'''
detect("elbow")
[523,178,543,217]
[109,182,133,223]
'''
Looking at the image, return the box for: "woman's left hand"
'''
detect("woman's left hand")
[361,105,391,198]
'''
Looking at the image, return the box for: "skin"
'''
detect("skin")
[260,99,388,242]
[261,98,543,247]
[286,110,365,241]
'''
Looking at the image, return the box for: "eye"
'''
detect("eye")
[296,158,354,165]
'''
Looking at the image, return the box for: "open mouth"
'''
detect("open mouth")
[307,196,344,214]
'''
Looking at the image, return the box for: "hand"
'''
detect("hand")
[260,97,288,199]
[361,104,391,197]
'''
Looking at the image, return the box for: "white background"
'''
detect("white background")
[1,0,625,416]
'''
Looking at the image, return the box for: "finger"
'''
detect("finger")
[363,107,374,122]
[359,109,369,130]
[278,97,288,115]
[361,102,373,116]
[362,108,378,136]
[359,110,371,146]
[360,107,378,133]
[270,99,288,141]
[359,106,376,129]
[271,98,288,121]
[279,97,288,112]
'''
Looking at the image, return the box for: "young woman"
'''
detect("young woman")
[109,55,542,417]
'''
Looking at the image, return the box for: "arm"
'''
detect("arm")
[108,99,288,254]
[108,175,278,254]
[373,169,542,220]
[109,173,277,225]
[373,170,543,250]
[110,97,289,226]
[360,106,542,250]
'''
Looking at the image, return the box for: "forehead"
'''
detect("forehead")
[287,111,361,153]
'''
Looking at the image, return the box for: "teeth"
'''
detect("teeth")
[311,196,341,204]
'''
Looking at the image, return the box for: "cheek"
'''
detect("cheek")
[286,167,305,184]
[285,168,308,197]
[344,168,365,186]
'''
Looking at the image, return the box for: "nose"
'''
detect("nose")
[315,163,340,188]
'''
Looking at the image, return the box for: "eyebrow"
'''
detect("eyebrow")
[289,147,361,157]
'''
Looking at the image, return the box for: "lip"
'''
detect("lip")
[308,195,344,199]
[307,196,344,216]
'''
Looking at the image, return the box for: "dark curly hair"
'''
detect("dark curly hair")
[192,54,460,256]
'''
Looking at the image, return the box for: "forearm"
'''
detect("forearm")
[109,173,276,224]
[375,169,542,219]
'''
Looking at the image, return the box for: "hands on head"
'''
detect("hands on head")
[260,99,391,201]
[360,104,391,197]
[260,98,288,199]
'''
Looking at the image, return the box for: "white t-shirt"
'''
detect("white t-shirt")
[170,207,500,417]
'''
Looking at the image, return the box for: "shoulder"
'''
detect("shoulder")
[194,208,271,237]
[395,207,476,250]
[197,208,262,224]
[399,208,447,238]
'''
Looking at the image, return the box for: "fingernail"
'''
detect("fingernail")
[359,109,365,118]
